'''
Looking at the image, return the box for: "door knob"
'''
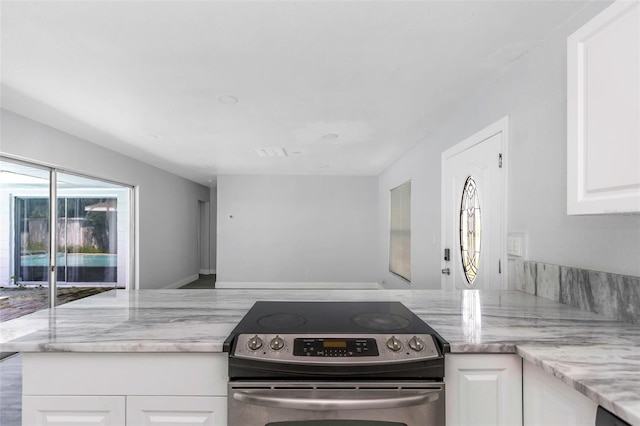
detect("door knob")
[441,268,451,275]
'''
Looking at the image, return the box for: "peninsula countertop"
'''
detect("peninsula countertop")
[1,289,639,424]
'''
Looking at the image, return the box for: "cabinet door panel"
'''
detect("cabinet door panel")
[567,0,640,214]
[523,361,597,426]
[446,354,522,426]
[459,372,501,425]
[23,396,125,426]
[127,396,226,426]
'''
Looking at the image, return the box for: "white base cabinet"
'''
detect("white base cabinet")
[22,353,228,426]
[23,396,126,426]
[24,395,226,426]
[445,354,523,426]
[523,360,597,426]
[20,352,602,426]
[128,396,226,426]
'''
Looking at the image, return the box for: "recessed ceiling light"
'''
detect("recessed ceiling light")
[218,95,239,104]
[255,147,288,157]
[322,133,339,140]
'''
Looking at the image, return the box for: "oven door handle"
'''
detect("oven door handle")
[232,390,441,411]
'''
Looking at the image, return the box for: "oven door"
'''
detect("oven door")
[228,381,445,426]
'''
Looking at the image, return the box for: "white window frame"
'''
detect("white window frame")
[389,180,411,282]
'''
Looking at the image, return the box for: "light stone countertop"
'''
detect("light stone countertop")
[1,289,639,424]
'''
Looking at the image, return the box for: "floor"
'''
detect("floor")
[180,274,216,289]
[0,354,21,426]
[0,274,216,426]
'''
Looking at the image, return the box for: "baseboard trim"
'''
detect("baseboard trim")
[215,282,382,290]
[163,274,200,289]
[198,269,216,275]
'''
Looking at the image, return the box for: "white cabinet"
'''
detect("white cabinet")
[445,354,522,426]
[23,395,227,426]
[523,360,597,426]
[127,396,227,426]
[567,0,640,215]
[21,352,229,426]
[22,396,125,426]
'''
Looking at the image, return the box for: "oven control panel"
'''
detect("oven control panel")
[233,334,441,365]
[293,337,379,357]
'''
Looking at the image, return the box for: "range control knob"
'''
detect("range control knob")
[386,336,403,352]
[247,335,263,351]
[408,336,425,352]
[270,335,285,351]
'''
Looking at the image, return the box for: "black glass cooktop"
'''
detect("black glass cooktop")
[224,301,450,379]
[223,301,448,352]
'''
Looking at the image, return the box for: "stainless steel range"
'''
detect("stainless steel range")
[223,301,449,426]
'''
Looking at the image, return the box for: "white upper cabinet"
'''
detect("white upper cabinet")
[567,0,640,215]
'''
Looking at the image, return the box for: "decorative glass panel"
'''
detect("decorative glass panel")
[460,176,481,285]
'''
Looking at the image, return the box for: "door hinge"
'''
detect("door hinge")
[498,259,502,273]
[498,153,503,168]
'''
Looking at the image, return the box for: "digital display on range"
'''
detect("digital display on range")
[293,338,379,357]
[323,341,347,348]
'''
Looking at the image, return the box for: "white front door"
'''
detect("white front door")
[441,118,507,290]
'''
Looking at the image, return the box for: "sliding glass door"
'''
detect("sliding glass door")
[56,171,131,288]
[1,157,133,316]
[2,162,51,291]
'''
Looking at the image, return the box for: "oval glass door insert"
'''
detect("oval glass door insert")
[460,176,481,285]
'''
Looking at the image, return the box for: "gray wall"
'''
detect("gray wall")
[0,109,210,289]
[217,174,378,283]
[378,1,639,289]
[210,186,217,274]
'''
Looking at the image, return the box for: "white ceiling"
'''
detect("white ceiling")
[1,1,588,187]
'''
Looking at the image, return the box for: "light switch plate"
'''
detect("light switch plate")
[507,233,527,257]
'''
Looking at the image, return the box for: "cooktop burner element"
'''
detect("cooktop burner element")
[257,313,307,329]
[224,301,449,380]
[351,312,411,331]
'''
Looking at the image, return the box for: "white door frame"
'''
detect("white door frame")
[440,116,509,290]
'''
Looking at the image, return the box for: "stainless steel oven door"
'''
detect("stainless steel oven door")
[228,381,445,426]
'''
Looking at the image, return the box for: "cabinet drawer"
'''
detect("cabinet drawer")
[23,352,228,396]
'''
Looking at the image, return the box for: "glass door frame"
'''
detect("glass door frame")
[1,155,136,308]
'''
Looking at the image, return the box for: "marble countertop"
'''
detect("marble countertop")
[1,289,639,424]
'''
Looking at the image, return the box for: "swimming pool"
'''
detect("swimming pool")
[20,253,117,267]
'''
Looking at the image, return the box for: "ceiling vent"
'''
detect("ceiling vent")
[255,147,288,157]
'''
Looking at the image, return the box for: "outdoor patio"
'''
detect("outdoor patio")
[0,286,114,322]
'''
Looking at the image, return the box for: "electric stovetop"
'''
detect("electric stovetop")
[224,301,445,339]
[224,301,449,380]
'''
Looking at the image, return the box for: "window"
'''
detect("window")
[460,176,481,285]
[389,181,411,281]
